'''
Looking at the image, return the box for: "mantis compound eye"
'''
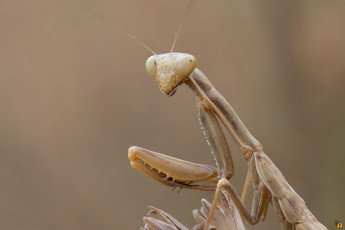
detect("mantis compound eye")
[145,55,157,79]
[175,54,196,82]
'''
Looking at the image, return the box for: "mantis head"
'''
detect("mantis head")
[145,53,197,96]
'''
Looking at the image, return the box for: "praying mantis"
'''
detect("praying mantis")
[128,51,327,229]
[127,54,327,230]
[124,3,327,230]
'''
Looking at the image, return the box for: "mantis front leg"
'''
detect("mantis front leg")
[128,83,235,192]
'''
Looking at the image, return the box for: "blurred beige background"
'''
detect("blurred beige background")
[1,0,344,229]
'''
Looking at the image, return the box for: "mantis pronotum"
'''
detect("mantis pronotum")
[122,3,327,230]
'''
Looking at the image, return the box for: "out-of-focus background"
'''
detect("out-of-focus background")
[1,0,344,229]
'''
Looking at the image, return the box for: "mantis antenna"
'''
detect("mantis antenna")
[170,0,195,57]
[111,23,158,57]
[80,0,195,59]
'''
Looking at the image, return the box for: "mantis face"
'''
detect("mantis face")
[145,53,197,96]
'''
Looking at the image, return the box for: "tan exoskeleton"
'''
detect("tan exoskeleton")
[128,50,327,229]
